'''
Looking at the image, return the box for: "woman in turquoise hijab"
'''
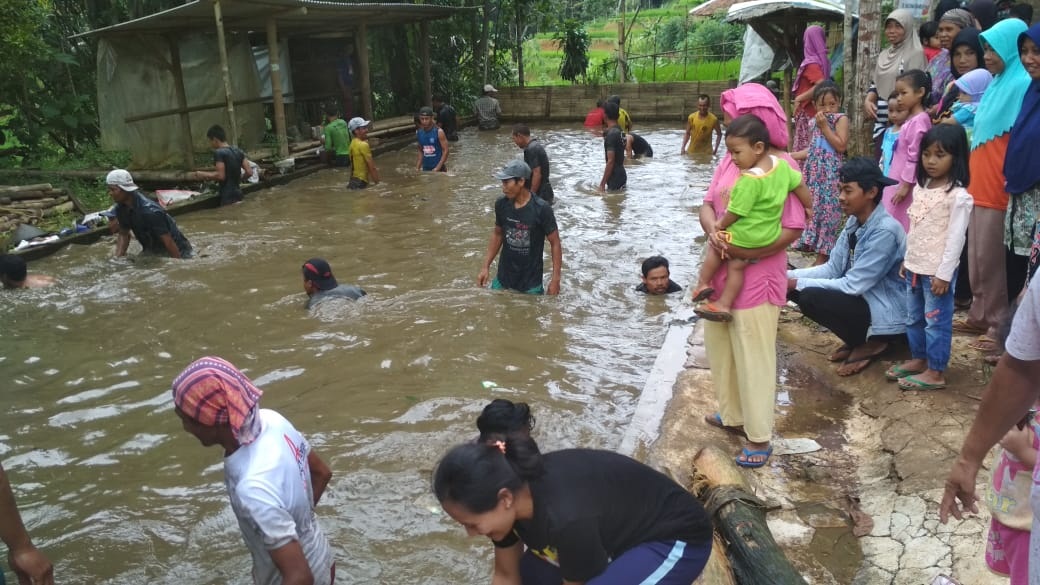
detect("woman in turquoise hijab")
[958,18,1030,354]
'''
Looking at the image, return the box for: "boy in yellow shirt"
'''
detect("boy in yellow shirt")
[347,117,379,189]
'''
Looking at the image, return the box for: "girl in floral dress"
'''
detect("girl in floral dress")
[793,82,848,265]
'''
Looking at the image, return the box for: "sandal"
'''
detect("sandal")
[691,285,715,303]
[898,375,947,391]
[694,302,733,322]
[704,413,748,438]
[885,364,925,381]
[735,444,773,468]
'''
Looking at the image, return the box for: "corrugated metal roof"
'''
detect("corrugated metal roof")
[725,0,848,22]
[74,0,469,38]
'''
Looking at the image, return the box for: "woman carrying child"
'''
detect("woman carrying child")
[883,69,934,232]
[793,82,849,265]
[940,68,993,142]
[885,125,973,391]
[692,114,813,322]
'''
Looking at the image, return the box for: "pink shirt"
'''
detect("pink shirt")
[704,152,807,310]
[882,111,932,232]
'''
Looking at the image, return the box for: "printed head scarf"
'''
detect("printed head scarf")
[934,0,961,22]
[974,17,1030,147]
[953,68,994,100]
[940,9,976,31]
[720,83,789,149]
[949,27,985,78]
[968,0,998,30]
[797,25,831,84]
[876,9,928,97]
[172,356,264,445]
[1004,23,1040,194]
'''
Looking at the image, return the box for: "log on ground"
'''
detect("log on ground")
[691,446,808,585]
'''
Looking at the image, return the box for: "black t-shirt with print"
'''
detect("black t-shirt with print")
[492,449,713,583]
[523,139,554,204]
[214,146,247,205]
[603,127,627,190]
[494,194,558,292]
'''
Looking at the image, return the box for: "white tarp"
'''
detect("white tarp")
[738,27,775,83]
[253,39,295,103]
[726,0,847,22]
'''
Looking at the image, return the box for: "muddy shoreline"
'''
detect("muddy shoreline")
[639,306,1003,585]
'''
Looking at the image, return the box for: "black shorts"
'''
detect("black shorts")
[332,155,350,167]
[347,177,368,189]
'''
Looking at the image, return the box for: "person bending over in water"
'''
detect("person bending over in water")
[302,257,366,310]
[0,255,56,289]
[433,434,713,584]
[172,356,335,584]
[692,114,813,322]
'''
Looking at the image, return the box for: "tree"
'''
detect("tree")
[554,20,590,83]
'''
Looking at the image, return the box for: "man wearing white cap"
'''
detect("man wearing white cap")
[347,117,379,189]
[474,84,502,130]
[105,169,193,259]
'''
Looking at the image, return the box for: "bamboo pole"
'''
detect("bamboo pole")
[356,23,374,121]
[212,0,239,145]
[266,17,289,159]
[420,21,433,106]
[167,35,197,170]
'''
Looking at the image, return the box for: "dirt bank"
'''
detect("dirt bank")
[648,308,1003,585]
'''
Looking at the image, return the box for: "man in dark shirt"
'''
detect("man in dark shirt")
[478,160,562,295]
[636,255,682,295]
[599,102,627,191]
[197,124,252,205]
[510,124,554,205]
[626,133,654,159]
[432,95,459,142]
[106,170,192,259]
[302,257,367,309]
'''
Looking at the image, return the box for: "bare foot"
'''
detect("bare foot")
[828,344,852,362]
[836,341,888,376]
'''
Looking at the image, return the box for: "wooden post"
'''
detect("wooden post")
[842,0,857,153]
[420,20,433,105]
[166,35,196,170]
[356,23,374,121]
[617,0,627,82]
[783,67,792,150]
[212,0,238,145]
[853,0,882,156]
[266,17,289,158]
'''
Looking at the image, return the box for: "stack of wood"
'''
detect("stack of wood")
[0,183,83,234]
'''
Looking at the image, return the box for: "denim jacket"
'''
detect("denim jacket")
[788,206,908,337]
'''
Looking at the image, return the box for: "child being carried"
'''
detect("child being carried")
[693,114,813,322]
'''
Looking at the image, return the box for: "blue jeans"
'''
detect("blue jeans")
[905,270,956,372]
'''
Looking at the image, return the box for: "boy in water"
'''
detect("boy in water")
[347,117,379,189]
[198,125,253,205]
[692,114,813,322]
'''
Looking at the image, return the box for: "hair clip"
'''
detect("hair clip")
[492,440,506,454]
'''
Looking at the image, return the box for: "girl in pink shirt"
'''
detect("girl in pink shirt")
[985,407,1038,584]
[884,69,934,232]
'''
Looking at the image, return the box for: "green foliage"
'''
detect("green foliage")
[686,17,744,60]
[554,20,591,83]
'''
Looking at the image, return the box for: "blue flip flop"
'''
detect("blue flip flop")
[735,445,773,469]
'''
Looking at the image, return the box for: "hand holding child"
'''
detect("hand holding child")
[930,277,949,296]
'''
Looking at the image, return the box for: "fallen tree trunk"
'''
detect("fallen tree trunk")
[0,183,52,193]
[42,201,76,217]
[0,169,200,182]
[692,446,808,585]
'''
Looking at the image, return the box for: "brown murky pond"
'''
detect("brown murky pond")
[1,124,717,584]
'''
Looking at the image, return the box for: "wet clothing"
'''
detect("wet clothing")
[618,108,633,133]
[635,280,682,294]
[225,409,334,585]
[584,107,606,127]
[603,127,627,190]
[324,118,351,157]
[307,284,367,309]
[349,139,373,185]
[436,104,460,141]
[474,95,502,130]
[493,194,558,293]
[417,126,445,171]
[115,190,193,258]
[491,449,713,583]
[213,146,248,205]
[630,134,653,158]
[523,138,554,204]
[518,541,711,585]
[686,112,718,154]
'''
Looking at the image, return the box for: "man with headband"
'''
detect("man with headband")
[172,356,334,584]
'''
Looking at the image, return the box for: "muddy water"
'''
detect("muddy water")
[1,124,715,584]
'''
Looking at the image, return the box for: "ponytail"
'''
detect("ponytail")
[433,433,544,513]
[476,399,535,442]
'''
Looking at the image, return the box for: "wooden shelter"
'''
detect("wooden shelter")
[75,0,467,168]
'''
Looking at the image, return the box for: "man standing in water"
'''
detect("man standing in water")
[478,160,562,295]
[302,257,367,309]
[432,95,459,142]
[510,124,554,205]
[172,356,335,584]
[0,462,54,584]
[106,169,193,259]
[197,125,253,206]
[474,84,502,130]
[599,102,627,191]
[416,106,449,172]
[322,107,351,167]
[681,94,723,155]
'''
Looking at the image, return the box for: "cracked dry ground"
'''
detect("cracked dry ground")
[653,312,1005,585]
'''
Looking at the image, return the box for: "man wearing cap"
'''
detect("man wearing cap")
[478,160,562,295]
[432,95,460,141]
[0,255,56,289]
[322,107,351,167]
[171,356,335,585]
[787,157,908,376]
[416,106,449,172]
[510,124,554,205]
[302,258,367,309]
[106,169,193,259]
[347,117,378,189]
[474,84,502,130]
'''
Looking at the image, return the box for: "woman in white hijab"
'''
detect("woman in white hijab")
[864,9,929,153]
